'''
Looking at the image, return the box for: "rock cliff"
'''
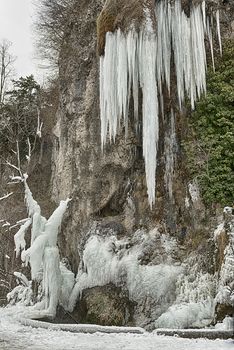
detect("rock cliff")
[0,0,233,328]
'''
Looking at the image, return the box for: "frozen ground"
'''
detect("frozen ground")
[0,307,233,350]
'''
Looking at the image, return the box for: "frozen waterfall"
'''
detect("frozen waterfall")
[99,0,222,207]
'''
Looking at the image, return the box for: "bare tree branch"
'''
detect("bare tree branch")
[0,40,16,104]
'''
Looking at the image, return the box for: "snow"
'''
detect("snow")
[0,307,233,350]
[224,207,233,215]
[185,196,190,208]
[18,317,144,334]
[188,182,200,202]
[99,0,221,207]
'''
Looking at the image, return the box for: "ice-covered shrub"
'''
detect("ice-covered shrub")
[155,273,217,329]
[7,284,33,306]
[7,272,35,306]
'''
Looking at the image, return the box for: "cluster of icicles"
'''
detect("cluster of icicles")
[99,0,222,208]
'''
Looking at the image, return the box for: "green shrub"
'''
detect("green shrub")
[184,40,234,206]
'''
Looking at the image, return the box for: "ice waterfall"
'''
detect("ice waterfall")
[99,0,221,208]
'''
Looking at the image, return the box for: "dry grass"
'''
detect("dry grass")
[97,11,116,56]
[97,0,155,56]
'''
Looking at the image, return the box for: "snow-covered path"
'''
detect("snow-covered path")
[0,308,233,350]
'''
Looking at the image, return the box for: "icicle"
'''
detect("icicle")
[171,0,186,109]
[14,218,32,257]
[99,0,221,207]
[155,0,171,116]
[127,29,139,132]
[100,56,106,150]
[207,18,215,71]
[216,10,222,55]
[117,29,128,134]
[100,27,159,206]
[202,1,206,30]
[139,31,158,208]
[190,3,207,100]
[140,9,159,208]
[43,247,61,314]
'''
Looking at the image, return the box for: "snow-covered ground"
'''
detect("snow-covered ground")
[0,307,233,350]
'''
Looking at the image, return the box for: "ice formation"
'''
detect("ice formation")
[7,283,33,306]
[155,272,217,328]
[14,218,32,257]
[155,211,234,329]
[7,272,33,306]
[42,247,61,317]
[99,0,222,207]
[155,300,215,329]
[59,260,75,309]
[12,175,71,318]
[215,213,234,307]
[68,231,183,314]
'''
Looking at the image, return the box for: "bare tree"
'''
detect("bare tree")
[0,40,15,104]
[34,0,75,67]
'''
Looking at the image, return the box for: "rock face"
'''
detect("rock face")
[75,284,135,326]
[50,0,234,327]
[52,0,137,270]
[52,0,204,273]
